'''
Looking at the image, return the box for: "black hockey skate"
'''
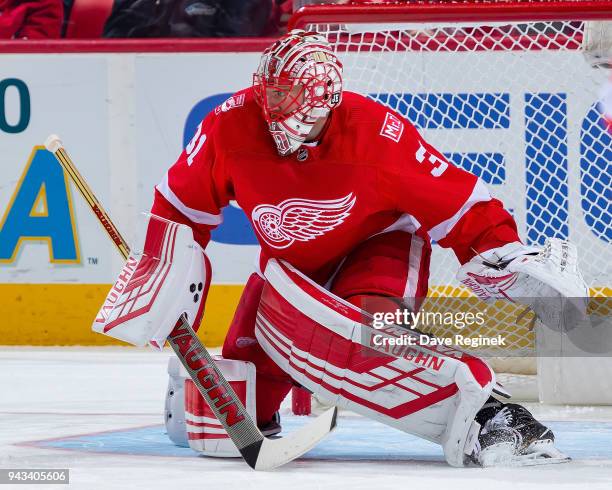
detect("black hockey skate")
[472,398,570,467]
[259,411,281,437]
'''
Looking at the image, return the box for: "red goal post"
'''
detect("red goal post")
[287,0,612,406]
[289,1,612,60]
[289,1,612,29]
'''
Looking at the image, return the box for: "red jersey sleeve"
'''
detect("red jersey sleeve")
[386,118,520,264]
[151,110,233,249]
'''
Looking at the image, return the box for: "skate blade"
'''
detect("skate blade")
[516,440,571,466]
[480,440,571,467]
[481,452,571,467]
[499,451,571,467]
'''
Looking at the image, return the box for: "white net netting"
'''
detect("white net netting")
[302,4,611,374]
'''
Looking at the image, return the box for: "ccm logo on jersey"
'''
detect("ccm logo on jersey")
[214,94,245,115]
[252,193,356,249]
[380,112,404,143]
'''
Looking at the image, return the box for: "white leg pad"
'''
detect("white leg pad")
[164,355,257,457]
[441,362,493,466]
[259,259,495,466]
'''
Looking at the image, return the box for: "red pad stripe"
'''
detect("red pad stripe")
[260,283,399,374]
[104,221,179,331]
[188,433,230,440]
[186,421,225,428]
[257,315,436,398]
[256,316,459,419]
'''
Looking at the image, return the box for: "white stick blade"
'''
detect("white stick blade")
[254,407,337,470]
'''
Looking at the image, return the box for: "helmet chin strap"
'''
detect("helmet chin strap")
[270,111,330,156]
[269,119,312,156]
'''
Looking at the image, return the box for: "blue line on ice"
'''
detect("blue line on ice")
[24,417,612,461]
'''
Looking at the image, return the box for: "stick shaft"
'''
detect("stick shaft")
[52,146,131,260]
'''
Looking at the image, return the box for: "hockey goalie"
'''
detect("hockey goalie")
[94,30,589,467]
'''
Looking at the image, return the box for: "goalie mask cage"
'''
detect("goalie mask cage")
[289,0,612,401]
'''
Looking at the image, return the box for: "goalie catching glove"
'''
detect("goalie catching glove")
[457,238,589,332]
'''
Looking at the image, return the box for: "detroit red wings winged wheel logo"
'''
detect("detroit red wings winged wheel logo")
[252,193,356,249]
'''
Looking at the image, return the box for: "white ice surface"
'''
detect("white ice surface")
[1,347,612,490]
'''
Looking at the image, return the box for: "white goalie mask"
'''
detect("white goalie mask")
[253,29,343,156]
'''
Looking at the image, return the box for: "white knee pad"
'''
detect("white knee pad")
[164,355,256,457]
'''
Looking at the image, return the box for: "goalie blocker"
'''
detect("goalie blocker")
[92,213,210,348]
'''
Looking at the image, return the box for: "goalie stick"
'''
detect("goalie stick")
[44,134,337,470]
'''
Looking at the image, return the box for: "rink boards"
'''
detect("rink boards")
[0,45,609,345]
[0,49,263,346]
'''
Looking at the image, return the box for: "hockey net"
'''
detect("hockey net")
[289,1,611,394]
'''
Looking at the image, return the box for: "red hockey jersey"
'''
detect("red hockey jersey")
[152,88,519,283]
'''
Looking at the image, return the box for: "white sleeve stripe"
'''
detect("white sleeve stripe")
[403,235,425,300]
[428,178,492,242]
[156,173,223,226]
[380,213,421,235]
